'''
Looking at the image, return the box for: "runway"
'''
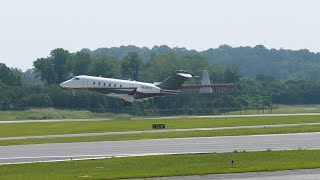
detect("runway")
[1,113,320,123]
[1,122,320,140]
[1,132,320,164]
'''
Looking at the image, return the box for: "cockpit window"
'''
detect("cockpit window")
[74,77,80,80]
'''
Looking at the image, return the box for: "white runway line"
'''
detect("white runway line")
[1,132,320,164]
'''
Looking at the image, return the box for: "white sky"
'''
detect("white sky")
[0,0,319,71]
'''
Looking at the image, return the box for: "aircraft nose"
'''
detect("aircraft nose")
[60,82,66,88]
[60,81,69,88]
[60,79,75,88]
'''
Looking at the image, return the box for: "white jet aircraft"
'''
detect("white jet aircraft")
[60,70,195,106]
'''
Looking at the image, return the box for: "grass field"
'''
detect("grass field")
[230,104,320,115]
[1,105,320,121]
[1,150,320,180]
[1,115,320,138]
[0,108,132,120]
[1,124,320,146]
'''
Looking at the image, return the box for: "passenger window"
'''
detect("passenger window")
[109,83,111,87]
[93,82,95,85]
[114,84,116,87]
[104,83,106,86]
[98,82,101,86]
[120,85,122,87]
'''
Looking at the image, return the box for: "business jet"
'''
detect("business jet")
[60,70,195,106]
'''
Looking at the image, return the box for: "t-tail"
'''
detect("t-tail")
[156,70,194,94]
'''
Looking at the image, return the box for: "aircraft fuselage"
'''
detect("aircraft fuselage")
[60,75,179,102]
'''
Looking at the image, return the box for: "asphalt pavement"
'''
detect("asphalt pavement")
[1,132,320,164]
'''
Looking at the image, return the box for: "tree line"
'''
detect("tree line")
[1,45,320,115]
[32,48,241,85]
[85,45,320,80]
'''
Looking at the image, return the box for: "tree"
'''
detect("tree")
[23,69,40,85]
[139,53,180,82]
[180,54,208,75]
[68,51,92,76]
[207,64,224,83]
[0,63,22,86]
[33,48,71,84]
[51,48,70,83]
[222,65,241,83]
[33,58,56,84]
[121,52,144,80]
[90,56,120,78]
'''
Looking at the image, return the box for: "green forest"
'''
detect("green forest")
[1,45,320,115]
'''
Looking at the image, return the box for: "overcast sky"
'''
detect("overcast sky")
[1,0,319,71]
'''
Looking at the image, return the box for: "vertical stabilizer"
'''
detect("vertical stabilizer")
[199,70,213,93]
[156,70,193,90]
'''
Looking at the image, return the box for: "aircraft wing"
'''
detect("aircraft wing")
[180,83,235,89]
[128,88,137,95]
[85,87,138,95]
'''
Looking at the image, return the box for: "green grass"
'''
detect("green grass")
[1,115,320,137]
[1,125,320,146]
[1,150,320,180]
[230,104,320,115]
[1,104,320,121]
[0,108,132,120]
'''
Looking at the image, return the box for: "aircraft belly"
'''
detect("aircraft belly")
[107,94,135,102]
[134,92,168,99]
[136,86,161,94]
[86,88,132,95]
[107,89,132,94]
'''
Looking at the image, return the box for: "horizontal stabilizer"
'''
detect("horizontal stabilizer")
[177,73,193,78]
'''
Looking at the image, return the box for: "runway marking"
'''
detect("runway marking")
[0,157,111,165]
[1,132,320,165]
[0,152,205,165]
[0,155,110,160]
[0,152,202,160]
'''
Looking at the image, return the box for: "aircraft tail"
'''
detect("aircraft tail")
[199,70,213,93]
[156,70,193,90]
